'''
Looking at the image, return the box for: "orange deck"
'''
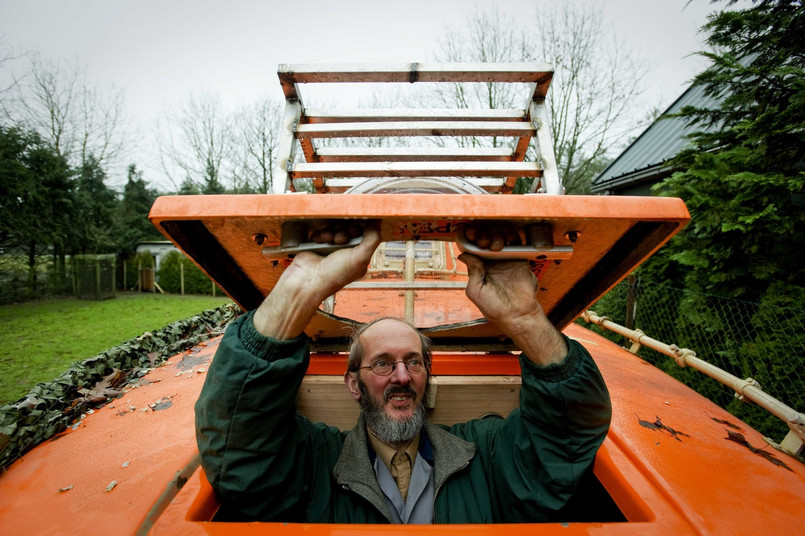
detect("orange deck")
[0,324,802,535]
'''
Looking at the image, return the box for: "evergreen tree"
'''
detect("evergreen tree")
[115,164,162,254]
[640,0,804,436]
[29,132,74,292]
[0,126,72,296]
[178,176,201,195]
[73,155,117,254]
[653,0,804,303]
[0,127,36,254]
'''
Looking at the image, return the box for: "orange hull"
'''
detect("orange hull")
[0,324,802,535]
[6,60,799,534]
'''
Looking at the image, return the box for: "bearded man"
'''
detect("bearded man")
[195,224,612,524]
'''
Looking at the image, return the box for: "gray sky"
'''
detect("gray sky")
[0,0,724,189]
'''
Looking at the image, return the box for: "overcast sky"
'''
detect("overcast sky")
[0,0,727,189]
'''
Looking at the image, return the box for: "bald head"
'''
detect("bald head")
[347,317,432,373]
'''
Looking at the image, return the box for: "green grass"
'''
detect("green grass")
[0,292,232,405]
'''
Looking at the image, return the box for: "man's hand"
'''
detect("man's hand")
[459,254,541,326]
[458,224,567,366]
[253,222,381,340]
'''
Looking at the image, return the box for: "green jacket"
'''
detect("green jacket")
[195,312,611,523]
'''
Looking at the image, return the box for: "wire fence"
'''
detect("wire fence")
[586,276,805,440]
[0,251,222,305]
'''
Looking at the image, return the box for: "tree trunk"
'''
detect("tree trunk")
[52,243,67,293]
[27,241,37,296]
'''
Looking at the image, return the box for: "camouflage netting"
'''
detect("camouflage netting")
[0,303,242,472]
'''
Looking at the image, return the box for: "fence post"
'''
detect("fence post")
[625,273,638,330]
[71,256,76,295]
[180,261,185,295]
[95,257,101,300]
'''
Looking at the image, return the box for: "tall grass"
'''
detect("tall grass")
[0,293,232,404]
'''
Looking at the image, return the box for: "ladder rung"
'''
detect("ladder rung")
[296,121,534,139]
[279,62,552,82]
[315,147,515,162]
[304,108,527,123]
[319,177,506,193]
[290,161,542,178]
[345,281,468,290]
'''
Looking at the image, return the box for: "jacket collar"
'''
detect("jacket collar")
[333,414,476,521]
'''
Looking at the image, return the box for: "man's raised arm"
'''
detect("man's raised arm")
[196,223,380,521]
[456,230,612,522]
[459,253,567,367]
[253,223,381,339]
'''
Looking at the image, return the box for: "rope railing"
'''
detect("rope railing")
[581,310,805,459]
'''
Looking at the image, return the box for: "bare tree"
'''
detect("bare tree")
[6,54,128,168]
[434,4,647,193]
[433,9,528,112]
[12,55,78,159]
[77,81,127,168]
[0,41,25,122]
[231,97,282,193]
[158,91,232,193]
[532,4,646,193]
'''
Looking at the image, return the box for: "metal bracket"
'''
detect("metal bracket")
[628,329,644,354]
[734,377,761,402]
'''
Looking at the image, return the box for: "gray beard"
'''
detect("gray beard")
[359,381,427,445]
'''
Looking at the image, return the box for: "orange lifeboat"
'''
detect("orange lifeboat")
[0,63,801,535]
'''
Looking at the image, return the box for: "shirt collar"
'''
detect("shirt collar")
[366,428,420,473]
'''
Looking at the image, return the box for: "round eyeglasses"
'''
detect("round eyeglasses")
[355,358,427,376]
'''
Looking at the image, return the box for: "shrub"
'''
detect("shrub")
[157,251,219,295]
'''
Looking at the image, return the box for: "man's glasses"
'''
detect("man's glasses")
[355,358,427,376]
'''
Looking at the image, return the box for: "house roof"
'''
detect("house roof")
[591,82,721,194]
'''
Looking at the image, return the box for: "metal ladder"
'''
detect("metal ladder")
[272,62,563,195]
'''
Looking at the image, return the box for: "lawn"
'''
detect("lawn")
[0,293,233,405]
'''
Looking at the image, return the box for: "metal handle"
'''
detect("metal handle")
[262,236,363,258]
[454,225,573,260]
[262,221,364,258]
[262,220,574,260]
